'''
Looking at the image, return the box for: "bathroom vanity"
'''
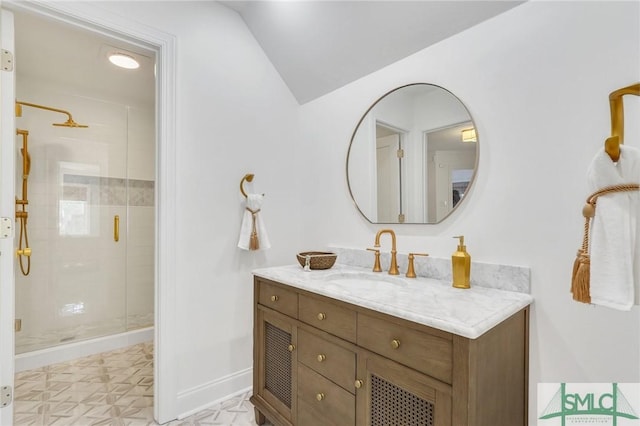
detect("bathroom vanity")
[251,264,532,426]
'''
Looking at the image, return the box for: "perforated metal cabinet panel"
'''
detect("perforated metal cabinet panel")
[371,374,435,426]
[264,322,292,408]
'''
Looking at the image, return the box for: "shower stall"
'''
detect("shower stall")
[13,79,156,367]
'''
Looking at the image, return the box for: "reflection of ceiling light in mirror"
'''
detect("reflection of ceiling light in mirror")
[461,128,477,143]
[108,53,140,69]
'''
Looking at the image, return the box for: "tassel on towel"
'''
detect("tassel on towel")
[238,193,271,251]
[572,252,591,303]
[571,201,595,303]
[247,207,260,250]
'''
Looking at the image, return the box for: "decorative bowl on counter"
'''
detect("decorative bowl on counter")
[296,251,337,270]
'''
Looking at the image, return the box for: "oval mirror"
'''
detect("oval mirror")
[347,83,478,224]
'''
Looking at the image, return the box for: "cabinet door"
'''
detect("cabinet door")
[255,307,297,424]
[356,351,452,426]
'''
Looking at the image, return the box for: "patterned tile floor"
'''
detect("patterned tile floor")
[14,342,267,425]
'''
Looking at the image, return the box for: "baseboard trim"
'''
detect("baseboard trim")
[177,367,253,419]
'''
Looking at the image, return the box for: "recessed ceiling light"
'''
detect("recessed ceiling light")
[108,53,140,69]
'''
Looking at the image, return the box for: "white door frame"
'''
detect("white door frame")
[0,8,16,426]
[0,1,178,423]
[376,133,401,223]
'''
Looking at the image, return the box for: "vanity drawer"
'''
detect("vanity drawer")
[297,364,355,426]
[298,328,356,393]
[258,280,298,318]
[357,313,453,384]
[299,295,356,342]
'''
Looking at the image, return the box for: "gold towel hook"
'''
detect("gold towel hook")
[605,82,640,162]
[240,173,254,198]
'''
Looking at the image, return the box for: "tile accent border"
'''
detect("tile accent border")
[63,174,155,206]
[332,246,531,294]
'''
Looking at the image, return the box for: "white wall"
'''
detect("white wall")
[93,0,303,416]
[299,1,640,423]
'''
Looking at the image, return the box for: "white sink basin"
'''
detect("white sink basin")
[320,271,409,289]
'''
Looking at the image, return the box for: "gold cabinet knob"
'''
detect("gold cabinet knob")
[317,354,326,362]
[317,312,326,321]
[270,295,279,302]
[287,344,295,352]
[316,393,325,401]
[391,339,401,349]
[354,380,364,389]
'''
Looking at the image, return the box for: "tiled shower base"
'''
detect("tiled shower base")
[16,314,154,355]
[14,342,268,425]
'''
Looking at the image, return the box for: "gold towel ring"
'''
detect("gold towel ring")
[240,173,254,198]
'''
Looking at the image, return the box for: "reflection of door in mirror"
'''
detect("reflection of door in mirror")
[432,151,476,222]
[425,121,477,222]
[376,124,404,223]
[452,169,474,208]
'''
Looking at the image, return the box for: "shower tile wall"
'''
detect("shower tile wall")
[15,77,155,354]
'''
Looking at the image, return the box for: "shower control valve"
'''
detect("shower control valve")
[16,248,31,257]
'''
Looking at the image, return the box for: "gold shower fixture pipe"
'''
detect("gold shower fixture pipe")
[16,129,30,200]
[15,100,89,128]
[16,128,31,276]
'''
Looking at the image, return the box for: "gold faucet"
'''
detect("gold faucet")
[374,229,399,275]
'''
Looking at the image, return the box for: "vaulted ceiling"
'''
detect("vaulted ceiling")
[222,1,525,104]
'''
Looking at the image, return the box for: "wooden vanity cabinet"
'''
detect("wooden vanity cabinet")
[251,276,529,426]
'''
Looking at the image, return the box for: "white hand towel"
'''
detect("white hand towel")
[587,145,640,310]
[238,193,271,251]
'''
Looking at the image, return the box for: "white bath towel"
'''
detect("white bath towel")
[238,193,271,251]
[587,145,640,310]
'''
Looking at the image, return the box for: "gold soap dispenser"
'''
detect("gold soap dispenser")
[452,235,471,289]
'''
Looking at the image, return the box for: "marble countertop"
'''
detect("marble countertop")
[253,264,533,339]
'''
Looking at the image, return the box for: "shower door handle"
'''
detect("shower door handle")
[114,215,120,242]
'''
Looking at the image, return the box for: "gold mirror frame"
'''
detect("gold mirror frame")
[346,83,479,224]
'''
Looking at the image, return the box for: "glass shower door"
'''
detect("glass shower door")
[56,167,129,343]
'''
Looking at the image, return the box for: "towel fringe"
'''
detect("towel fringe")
[571,183,640,304]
